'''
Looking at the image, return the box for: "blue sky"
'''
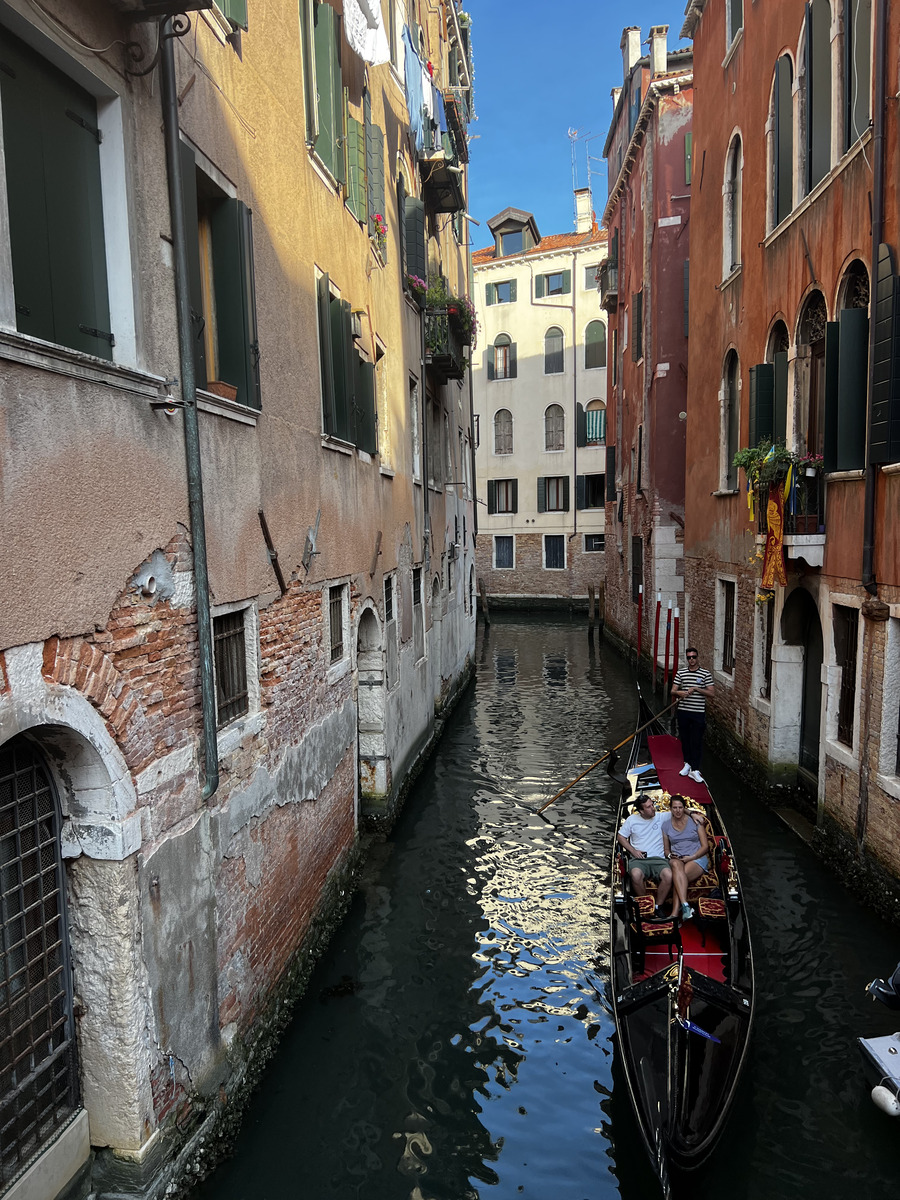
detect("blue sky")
[464,1,691,250]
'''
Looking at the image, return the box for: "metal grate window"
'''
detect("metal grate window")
[0,740,79,1189]
[214,610,249,726]
[329,586,344,664]
[631,537,643,603]
[412,568,424,661]
[721,581,736,673]
[762,595,774,700]
[384,576,393,623]
[834,605,859,746]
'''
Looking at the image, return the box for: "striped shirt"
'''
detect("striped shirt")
[674,667,713,713]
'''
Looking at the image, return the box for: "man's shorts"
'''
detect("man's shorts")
[627,856,669,881]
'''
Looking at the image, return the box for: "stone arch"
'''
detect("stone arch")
[356,606,388,802]
[797,288,829,456]
[836,257,870,312]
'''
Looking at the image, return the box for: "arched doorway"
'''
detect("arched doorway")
[356,609,388,802]
[781,587,824,780]
[0,735,80,1188]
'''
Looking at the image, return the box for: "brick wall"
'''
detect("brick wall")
[475,532,605,602]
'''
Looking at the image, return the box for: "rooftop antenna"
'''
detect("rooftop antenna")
[584,132,606,212]
[568,127,591,227]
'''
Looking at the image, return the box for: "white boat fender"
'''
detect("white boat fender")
[871,1084,900,1117]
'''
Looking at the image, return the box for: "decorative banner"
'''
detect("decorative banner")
[760,483,787,588]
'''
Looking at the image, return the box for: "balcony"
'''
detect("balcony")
[599,260,618,312]
[755,472,826,565]
[425,309,467,382]
[418,137,466,214]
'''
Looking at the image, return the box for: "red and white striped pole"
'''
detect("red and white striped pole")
[672,607,680,692]
[662,602,672,694]
[652,592,661,690]
[637,584,643,662]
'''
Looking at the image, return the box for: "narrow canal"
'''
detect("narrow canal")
[193,616,899,1200]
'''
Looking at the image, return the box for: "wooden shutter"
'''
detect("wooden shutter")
[336,299,354,441]
[210,199,261,409]
[221,0,248,29]
[561,476,570,511]
[636,424,643,494]
[836,307,868,470]
[774,351,788,443]
[486,348,495,382]
[300,0,317,143]
[508,343,517,378]
[632,291,643,360]
[347,116,366,221]
[822,321,841,472]
[749,363,775,446]
[606,446,616,500]
[510,479,518,513]
[775,56,793,225]
[355,358,377,453]
[610,228,619,267]
[870,244,900,464]
[179,141,208,389]
[485,283,495,306]
[561,270,571,295]
[404,197,427,284]
[509,279,517,302]
[318,274,336,434]
[366,112,385,242]
[487,480,497,514]
[575,475,586,510]
[313,1,342,180]
[537,477,547,513]
[576,403,587,447]
[534,274,545,299]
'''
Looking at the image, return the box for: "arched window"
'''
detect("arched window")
[584,320,607,369]
[844,0,872,150]
[723,351,740,489]
[772,55,794,227]
[491,334,515,380]
[544,326,564,374]
[799,290,828,456]
[585,399,606,445]
[804,0,832,193]
[723,135,742,277]
[493,408,513,455]
[545,404,565,451]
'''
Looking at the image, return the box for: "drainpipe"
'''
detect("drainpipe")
[160,23,219,801]
[570,251,579,547]
[420,307,431,571]
[862,0,887,595]
[467,342,477,537]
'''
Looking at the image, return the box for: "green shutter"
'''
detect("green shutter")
[404,197,427,284]
[561,269,571,295]
[221,0,248,29]
[487,480,497,514]
[510,479,518,513]
[576,474,586,510]
[485,283,495,306]
[179,141,208,389]
[562,476,570,511]
[823,320,841,472]
[335,298,353,441]
[313,1,342,179]
[486,347,495,382]
[534,274,545,299]
[537,477,546,513]
[774,351,788,443]
[870,244,900,464]
[397,176,408,276]
[318,273,336,434]
[749,363,775,446]
[509,278,517,303]
[210,198,260,409]
[300,0,316,144]
[606,447,616,500]
[508,343,517,378]
[576,403,587,447]
[837,308,868,470]
[632,291,643,361]
[347,116,366,221]
[355,357,377,453]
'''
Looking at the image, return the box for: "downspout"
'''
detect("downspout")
[467,339,477,537]
[160,23,219,801]
[862,0,887,595]
[570,250,579,547]
[420,307,430,571]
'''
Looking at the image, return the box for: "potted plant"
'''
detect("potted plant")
[797,451,824,476]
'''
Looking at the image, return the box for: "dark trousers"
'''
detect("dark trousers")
[678,711,706,770]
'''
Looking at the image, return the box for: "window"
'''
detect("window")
[631,290,643,361]
[844,0,872,150]
[577,474,606,509]
[722,351,740,490]
[544,404,565,451]
[493,409,513,455]
[772,56,794,227]
[585,320,607,369]
[1,30,113,358]
[486,279,516,305]
[538,476,569,513]
[328,585,346,663]
[584,265,600,290]
[544,535,565,570]
[384,574,394,623]
[487,478,518,514]
[501,230,523,256]
[584,533,605,552]
[412,566,424,660]
[723,136,742,277]
[834,604,859,746]
[494,535,514,569]
[384,578,398,691]
[720,580,736,674]
[727,0,743,45]
[804,1,832,194]
[317,274,376,448]
[586,400,606,445]
[489,334,516,381]
[214,609,249,725]
[544,327,565,374]
[301,0,344,181]
[535,270,571,299]
[631,537,643,603]
[410,377,421,480]
[761,594,775,700]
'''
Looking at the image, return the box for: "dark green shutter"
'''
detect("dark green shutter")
[347,116,366,221]
[487,480,497,514]
[576,403,587,447]
[836,307,868,470]
[397,176,408,276]
[606,447,616,500]
[221,0,248,29]
[775,56,793,224]
[210,199,261,409]
[749,363,775,446]
[485,283,495,306]
[870,244,900,464]
[486,348,495,381]
[534,274,545,299]
[404,197,427,284]
[822,320,841,472]
[510,479,518,513]
[561,476,570,511]
[575,475,586,510]
[774,350,788,443]
[336,298,354,441]
[509,279,517,303]
[300,0,316,144]
[355,358,377,453]
[318,273,336,434]
[561,270,571,295]
[508,343,517,378]
[179,141,208,389]
[632,291,643,361]
[313,1,342,180]
[537,477,547,513]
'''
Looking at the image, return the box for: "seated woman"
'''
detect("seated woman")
[658,794,709,921]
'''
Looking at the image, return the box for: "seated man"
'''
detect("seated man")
[617,794,674,915]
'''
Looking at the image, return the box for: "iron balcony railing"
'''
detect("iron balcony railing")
[756,471,825,536]
[424,309,466,382]
[599,260,618,312]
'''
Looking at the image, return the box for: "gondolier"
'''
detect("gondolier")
[671,647,714,784]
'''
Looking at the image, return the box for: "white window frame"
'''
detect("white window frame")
[493,534,515,570]
[583,264,600,291]
[824,593,863,767]
[713,574,738,688]
[876,611,900,798]
[493,408,513,455]
[583,533,605,552]
[211,599,262,750]
[324,581,351,683]
[493,279,514,304]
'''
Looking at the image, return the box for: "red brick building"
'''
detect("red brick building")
[681,0,900,887]
[601,26,693,662]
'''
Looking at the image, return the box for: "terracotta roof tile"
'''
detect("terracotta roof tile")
[472,224,606,265]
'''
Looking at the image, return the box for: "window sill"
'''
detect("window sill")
[217,709,265,757]
[721,27,743,69]
[875,773,900,802]
[197,389,259,425]
[719,265,742,290]
[321,435,355,455]
[307,149,342,195]
[881,462,900,476]
[0,327,162,397]
[749,692,771,718]
[764,130,873,247]
[326,657,351,686]
[713,667,735,690]
[825,468,865,482]
[201,5,237,44]
[825,738,857,772]
[380,465,395,478]
[712,488,740,497]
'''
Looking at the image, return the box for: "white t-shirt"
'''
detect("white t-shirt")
[619,807,665,858]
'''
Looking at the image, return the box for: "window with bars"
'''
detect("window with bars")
[328,586,345,664]
[721,580,736,673]
[631,537,643,603]
[0,740,79,1188]
[834,605,859,746]
[384,575,394,623]
[762,595,774,699]
[584,533,605,552]
[214,610,249,725]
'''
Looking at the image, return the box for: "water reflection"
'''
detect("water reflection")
[194,615,900,1200]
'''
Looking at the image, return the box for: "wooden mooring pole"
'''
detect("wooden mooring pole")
[478,578,491,625]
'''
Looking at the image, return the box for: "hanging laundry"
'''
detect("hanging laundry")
[403,25,426,151]
[344,0,389,65]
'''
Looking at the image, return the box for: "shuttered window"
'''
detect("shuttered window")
[493,408,513,455]
[544,405,565,451]
[494,536,514,569]
[632,290,643,361]
[834,604,859,746]
[404,196,427,285]
[537,476,569,513]
[823,312,868,471]
[311,0,344,181]
[535,270,571,299]
[364,90,385,246]
[870,244,900,464]
[0,30,112,358]
[585,320,607,369]
[544,535,565,570]
[489,335,516,381]
[774,55,794,226]
[317,273,376,450]
[486,479,517,514]
[346,114,367,222]
[220,0,248,29]
[749,364,775,446]
[544,327,565,374]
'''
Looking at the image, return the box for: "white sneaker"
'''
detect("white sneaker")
[689,769,704,784]
[678,763,691,777]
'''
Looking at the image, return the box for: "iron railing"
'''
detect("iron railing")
[756,472,825,536]
[424,309,466,381]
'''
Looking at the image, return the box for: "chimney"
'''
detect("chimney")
[650,25,669,76]
[612,85,622,113]
[574,187,592,234]
[621,27,641,78]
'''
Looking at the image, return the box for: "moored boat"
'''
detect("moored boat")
[858,962,900,1118]
[609,694,754,1195]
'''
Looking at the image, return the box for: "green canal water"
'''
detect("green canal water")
[192,615,899,1200]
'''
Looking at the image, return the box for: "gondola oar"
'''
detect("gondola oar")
[537,698,680,815]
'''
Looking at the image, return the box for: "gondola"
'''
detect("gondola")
[609,693,754,1196]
